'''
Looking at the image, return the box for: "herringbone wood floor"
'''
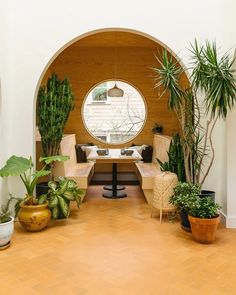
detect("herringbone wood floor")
[1,185,236,295]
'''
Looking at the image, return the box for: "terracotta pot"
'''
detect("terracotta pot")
[18,202,51,232]
[188,215,220,244]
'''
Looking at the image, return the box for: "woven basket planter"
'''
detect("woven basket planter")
[152,172,178,222]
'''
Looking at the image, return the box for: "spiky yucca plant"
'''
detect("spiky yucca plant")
[153,40,236,186]
[157,134,186,182]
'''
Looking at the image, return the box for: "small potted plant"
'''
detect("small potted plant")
[188,197,221,244]
[0,155,66,231]
[170,182,200,231]
[0,195,16,249]
[47,177,83,219]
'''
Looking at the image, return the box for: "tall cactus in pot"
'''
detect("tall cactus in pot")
[37,73,74,157]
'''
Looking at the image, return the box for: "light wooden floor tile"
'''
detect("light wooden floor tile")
[1,185,236,294]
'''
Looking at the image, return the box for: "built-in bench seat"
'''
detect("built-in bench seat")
[53,134,94,202]
[135,134,171,204]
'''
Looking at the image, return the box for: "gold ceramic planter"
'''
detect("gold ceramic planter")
[18,202,51,232]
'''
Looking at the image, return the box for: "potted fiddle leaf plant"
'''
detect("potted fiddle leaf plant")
[0,155,66,231]
[47,177,83,219]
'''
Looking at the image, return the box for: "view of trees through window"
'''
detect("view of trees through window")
[83,81,146,144]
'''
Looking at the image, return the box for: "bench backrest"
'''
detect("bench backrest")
[152,134,171,164]
[54,134,77,175]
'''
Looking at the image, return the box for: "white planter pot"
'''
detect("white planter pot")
[0,216,14,247]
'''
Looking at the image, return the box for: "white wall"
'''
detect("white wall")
[223,0,236,227]
[0,0,235,226]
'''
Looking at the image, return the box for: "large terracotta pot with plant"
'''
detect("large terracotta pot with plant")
[0,155,65,231]
[18,200,51,232]
[188,197,221,244]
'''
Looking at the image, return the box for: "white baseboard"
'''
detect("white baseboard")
[219,211,236,228]
[226,215,236,228]
[219,210,226,227]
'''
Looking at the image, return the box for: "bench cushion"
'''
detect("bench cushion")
[135,162,161,189]
[75,143,94,163]
[66,162,94,189]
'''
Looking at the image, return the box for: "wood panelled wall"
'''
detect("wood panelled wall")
[37,31,189,172]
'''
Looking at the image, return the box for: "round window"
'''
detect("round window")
[82,81,147,144]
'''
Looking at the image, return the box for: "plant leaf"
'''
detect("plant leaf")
[0,156,32,177]
[48,195,58,208]
[52,206,59,219]
[58,195,70,218]
[38,194,47,205]
[39,155,70,164]
[74,194,81,208]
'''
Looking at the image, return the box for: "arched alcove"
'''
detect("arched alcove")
[35,28,189,174]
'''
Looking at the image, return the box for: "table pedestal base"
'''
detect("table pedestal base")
[102,163,127,199]
[103,191,127,199]
[103,185,125,191]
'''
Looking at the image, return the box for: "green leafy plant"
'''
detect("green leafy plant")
[153,40,236,186]
[0,195,14,223]
[170,182,221,219]
[47,177,83,219]
[188,197,221,219]
[0,155,68,207]
[170,182,200,212]
[157,134,186,182]
[37,73,74,159]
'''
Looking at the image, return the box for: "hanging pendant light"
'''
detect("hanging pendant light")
[107,41,124,97]
[108,83,124,97]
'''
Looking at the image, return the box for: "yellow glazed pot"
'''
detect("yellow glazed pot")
[18,201,51,232]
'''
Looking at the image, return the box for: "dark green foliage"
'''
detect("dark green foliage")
[47,177,84,219]
[170,182,200,211]
[37,73,74,157]
[188,197,221,219]
[153,41,236,186]
[157,134,186,182]
[153,51,184,110]
[170,182,221,218]
[191,40,236,119]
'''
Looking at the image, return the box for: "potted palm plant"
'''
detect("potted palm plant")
[153,40,236,187]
